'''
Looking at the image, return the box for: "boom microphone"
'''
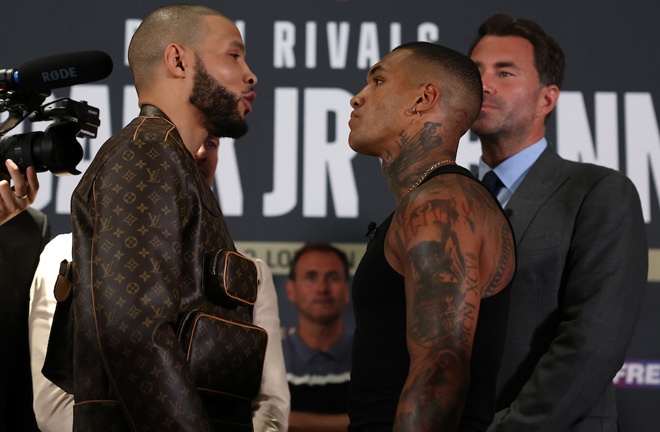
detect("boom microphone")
[0,50,113,92]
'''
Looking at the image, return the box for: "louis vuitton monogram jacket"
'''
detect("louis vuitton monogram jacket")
[70,106,252,431]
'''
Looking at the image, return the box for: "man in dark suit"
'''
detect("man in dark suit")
[0,206,50,431]
[468,14,648,431]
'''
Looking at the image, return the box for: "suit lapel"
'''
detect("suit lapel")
[505,147,569,246]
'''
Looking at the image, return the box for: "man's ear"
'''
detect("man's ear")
[286,279,296,303]
[415,82,441,112]
[538,84,559,117]
[164,44,189,77]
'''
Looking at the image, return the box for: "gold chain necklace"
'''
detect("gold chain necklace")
[407,159,455,194]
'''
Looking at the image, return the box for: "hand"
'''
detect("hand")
[0,159,39,225]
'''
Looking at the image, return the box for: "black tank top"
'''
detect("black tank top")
[347,164,511,431]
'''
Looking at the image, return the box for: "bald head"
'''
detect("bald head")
[393,42,483,136]
[128,4,228,93]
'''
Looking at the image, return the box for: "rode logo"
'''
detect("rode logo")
[614,360,660,388]
[41,67,77,82]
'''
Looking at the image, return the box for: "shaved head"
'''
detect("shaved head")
[394,42,484,135]
[128,4,228,92]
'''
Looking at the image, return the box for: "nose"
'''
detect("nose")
[245,65,258,86]
[481,72,494,95]
[317,279,331,294]
[350,93,364,108]
[195,143,207,160]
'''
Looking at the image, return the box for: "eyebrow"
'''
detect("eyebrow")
[368,64,385,77]
[229,40,246,52]
[495,61,518,69]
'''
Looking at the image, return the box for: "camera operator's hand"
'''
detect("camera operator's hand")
[0,159,39,225]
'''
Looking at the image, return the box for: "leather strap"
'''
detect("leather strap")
[54,259,73,302]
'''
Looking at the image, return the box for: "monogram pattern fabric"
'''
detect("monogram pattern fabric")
[203,250,259,307]
[70,107,255,431]
[176,311,267,399]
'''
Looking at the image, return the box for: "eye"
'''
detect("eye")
[373,77,383,86]
[498,71,513,78]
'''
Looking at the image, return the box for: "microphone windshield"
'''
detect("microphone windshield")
[16,50,113,91]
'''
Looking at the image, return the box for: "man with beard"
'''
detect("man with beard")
[66,5,260,430]
[30,139,290,432]
[282,243,352,432]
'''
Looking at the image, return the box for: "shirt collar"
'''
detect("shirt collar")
[478,137,547,190]
[290,328,352,364]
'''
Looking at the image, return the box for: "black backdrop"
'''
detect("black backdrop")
[2,1,658,430]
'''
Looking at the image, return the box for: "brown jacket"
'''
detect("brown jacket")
[70,106,252,431]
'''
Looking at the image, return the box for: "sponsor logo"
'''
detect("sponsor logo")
[614,360,660,388]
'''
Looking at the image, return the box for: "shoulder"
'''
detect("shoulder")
[559,158,639,199]
[386,172,509,272]
[394,172,502,234]
[92,116,184,168]
[80,117,198,193]
[532,151,638,199]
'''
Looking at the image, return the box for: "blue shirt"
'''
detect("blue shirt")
[478,138,547,208]
[282,327,352,414]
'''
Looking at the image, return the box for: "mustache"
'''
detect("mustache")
[481,95,501,109]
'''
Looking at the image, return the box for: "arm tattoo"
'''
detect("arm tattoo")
[391,191,481,430]
[461,180,516,297]
[405,214,477,357]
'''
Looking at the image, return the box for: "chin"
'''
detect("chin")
[348,135,365,153]
[470,123,490,137]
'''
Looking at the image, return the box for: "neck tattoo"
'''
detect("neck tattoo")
[406,159,455,194]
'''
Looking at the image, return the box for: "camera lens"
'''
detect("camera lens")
[0,121,83,175]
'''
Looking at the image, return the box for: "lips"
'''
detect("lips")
[480,97,499,111]
[348,111,359,129]
[312,298,335,306]
[243,91,257,113]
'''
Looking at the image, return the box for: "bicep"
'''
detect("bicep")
[402,236,481,363]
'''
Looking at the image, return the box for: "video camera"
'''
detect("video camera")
[0,50,113,176]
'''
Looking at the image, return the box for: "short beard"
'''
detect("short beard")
[189,55,248,138]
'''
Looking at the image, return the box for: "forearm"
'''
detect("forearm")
[394,351,468,431]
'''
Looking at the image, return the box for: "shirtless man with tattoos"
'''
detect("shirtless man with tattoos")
[346,42,515,432]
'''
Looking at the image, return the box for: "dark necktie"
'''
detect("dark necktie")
[482,170,504,197]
